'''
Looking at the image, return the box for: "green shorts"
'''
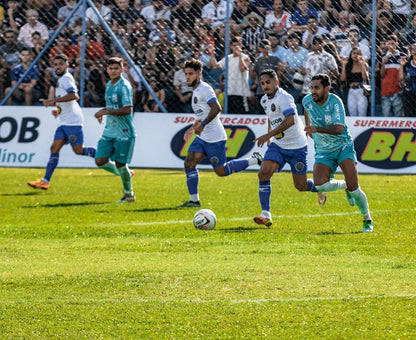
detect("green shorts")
[96,136,136,164]
[315,141,357,174]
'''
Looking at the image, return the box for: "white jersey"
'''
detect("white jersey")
[261,87,306,149]
[55,72,83,126]
[192,80,226,143]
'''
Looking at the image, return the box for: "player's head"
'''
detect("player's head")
[184,58,203,88]
[107,57,124,81]
[260,69,279,98]
[310,74,331,104]
[53,54,69,76]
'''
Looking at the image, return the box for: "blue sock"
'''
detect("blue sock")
[307,179,318,192]
[224,159,249,176]
[82,146,96,158]
[43,153,59,182]
[185,168,199,197]
[259,180,271,212]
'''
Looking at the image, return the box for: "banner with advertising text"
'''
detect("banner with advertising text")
[0,107,415,173]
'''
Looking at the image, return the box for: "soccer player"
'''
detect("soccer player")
[253,69,326,227]
[94,57,136,203]
[28,54,96,190]
[178,58,263,208]
[303,73,374,232]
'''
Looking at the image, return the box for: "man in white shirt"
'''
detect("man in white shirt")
[18,9,49,47]
[208,36,251,114]
[201,0,233,29]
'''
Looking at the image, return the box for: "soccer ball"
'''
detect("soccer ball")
[193,209,217,230]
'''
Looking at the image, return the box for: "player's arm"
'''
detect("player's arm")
[44,91,79,107]
[193,100,221,136]
[305,123,344,135]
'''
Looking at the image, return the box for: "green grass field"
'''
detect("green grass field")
[1,167,415,338]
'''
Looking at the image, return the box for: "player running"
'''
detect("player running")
[303,73,373,232]
[94,57,136,203]
[253,69,326,227]
[28,54,96,190]
[177,58,263,208]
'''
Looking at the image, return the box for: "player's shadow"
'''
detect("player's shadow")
[22,202,107,208]
[1,192,39,196]
[316,230,361,235]
[132,207,181,213]
[221,226,271,232]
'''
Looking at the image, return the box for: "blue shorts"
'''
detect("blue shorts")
[188,137,226,168]
[315,142,357,173]
[264,143,308,174]
[95,136,136,164]
[54,125,84,146]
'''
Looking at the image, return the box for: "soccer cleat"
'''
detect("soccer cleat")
[116,193,136,203]
[253,215,273,227]
[345,189,355,206]
[251,151,264,165]
[361,220,374,233]
[317,191,327,206]
[27,179,49,190]
[176,200,201,208]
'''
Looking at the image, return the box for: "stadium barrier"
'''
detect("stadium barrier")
[1,107,415,174]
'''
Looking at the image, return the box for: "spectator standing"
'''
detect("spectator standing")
[58,0,83,27]
[301,15,329,50]
[380,34,406,117]
[171,0,200,32]
[267,32,287,60]
[112,0,140,28]
[86,0,112,26]
[404,12,416,47]
[250,39,281,114]
[18,9,49,47]
[399,44,416,117]
[340,47,369,116]
[300,35,339,98]
[140,0,171,31]
[330,10,359,53]
[340,28,370,62]
[4,47,40,105]
[241,12,267,59]
[37,0,59,34]
[290,0,318,33]
[201,0,233,30]
[173,56,193,113]
[2,0,25,31]
[264,0,292,38]
[208,36,251,114]
[230,0,263,34]
[148,17,176,47]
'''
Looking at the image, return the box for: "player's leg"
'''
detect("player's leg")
[288,146,326,206]
[177,137,206,207]
[253,159,278,227]
[114,137,136,203]
[340,158,373,232]
[313,152,347,193]
[95,137,120,176]
[28,126,68,190]
[69,126,96,158]
[177,151,205,207]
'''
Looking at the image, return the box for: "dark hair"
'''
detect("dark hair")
[231,36,242,45]
[5,28,17,36]
[348,28,360,37]
[54,53,69,63]
[108,56,123,67]
[31,31,41,37]
[311,73,331,87]
[379,10,391,19]
[184,58,203,72]
[260,69,278,79]
[307,15,318,21]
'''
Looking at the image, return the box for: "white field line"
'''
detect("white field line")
[130,208,416,226]
[1,293,416,304]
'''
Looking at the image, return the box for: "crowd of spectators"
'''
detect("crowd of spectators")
[1,0,416,117]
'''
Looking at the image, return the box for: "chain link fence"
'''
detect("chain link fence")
[1,0,416,117]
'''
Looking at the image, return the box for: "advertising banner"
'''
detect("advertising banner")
[0,107,415,173]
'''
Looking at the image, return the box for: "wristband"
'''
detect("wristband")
[200,121,206,127]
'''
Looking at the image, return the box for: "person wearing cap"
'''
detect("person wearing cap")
[300,35,338,97]
[250,38,281,114]
[241,12,267,59]
[264,0,292,38]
